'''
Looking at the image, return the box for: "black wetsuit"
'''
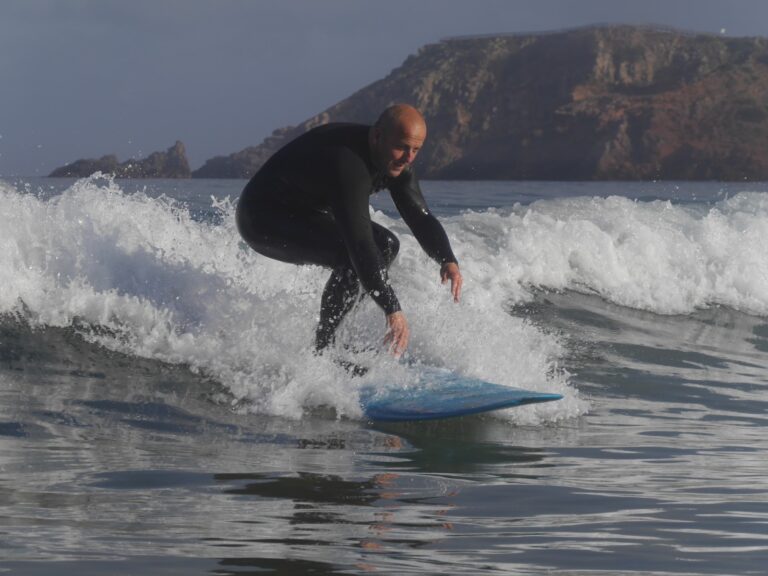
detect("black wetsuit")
[236,123,457,350]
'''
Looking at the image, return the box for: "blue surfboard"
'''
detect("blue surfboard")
[359,367,562,422]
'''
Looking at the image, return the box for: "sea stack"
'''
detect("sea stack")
[49,141,192,178]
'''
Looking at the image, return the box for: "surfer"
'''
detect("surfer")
[236,104,462,357]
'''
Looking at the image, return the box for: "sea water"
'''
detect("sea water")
[1,176,767,574]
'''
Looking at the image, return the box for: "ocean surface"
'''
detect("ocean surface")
[1,176,768,575]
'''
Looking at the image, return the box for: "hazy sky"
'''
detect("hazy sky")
[2,0,767,176]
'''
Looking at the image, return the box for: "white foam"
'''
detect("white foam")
[452,193,768,316]
[7,178,768,420]
[31,177,754,422]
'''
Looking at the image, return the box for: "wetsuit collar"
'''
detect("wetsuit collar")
[366,125,395,192]
[371,171,391,192]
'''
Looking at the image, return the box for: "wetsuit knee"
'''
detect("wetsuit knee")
[384,233,400,265]
[373,225,400,267]
[235,186,350,269]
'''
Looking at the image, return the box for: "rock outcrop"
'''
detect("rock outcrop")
[193,25,768,180]
[50,141,191,178]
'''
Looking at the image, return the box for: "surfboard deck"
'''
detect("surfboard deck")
[359,367,562,422]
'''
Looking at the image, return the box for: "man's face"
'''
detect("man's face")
[373,124,426,178]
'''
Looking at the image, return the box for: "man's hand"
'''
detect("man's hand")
[440,262,463,302]
[383,311,409,358]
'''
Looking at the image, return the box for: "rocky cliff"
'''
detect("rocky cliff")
[49,141,191,178]
[193,25,768,180]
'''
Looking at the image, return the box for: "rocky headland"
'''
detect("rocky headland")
[51,25,768,180]
[49,141,191,178]
[193,25,768,181]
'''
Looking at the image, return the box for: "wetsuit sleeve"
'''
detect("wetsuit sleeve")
[389,169,458,266]
[325,147,402,315]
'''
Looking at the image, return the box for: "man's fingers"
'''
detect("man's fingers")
[386,329,407,358]
[384,312,409,358]
[452,275,463,302]
[440,263,462,302]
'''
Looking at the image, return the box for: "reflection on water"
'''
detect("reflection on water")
[2,295,768,575]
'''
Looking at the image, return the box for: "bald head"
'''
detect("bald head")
[370,104,427,177]
[375,104,427,140]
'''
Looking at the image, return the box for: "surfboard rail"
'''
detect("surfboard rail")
[359,368,563,422]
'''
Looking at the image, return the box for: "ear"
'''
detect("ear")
[371,125,382,145]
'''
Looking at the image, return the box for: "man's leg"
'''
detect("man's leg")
[315,222,400,351]
[315,266,360,351]
[237,193,399,352]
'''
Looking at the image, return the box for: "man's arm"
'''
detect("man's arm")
[326,147,401,315]
[389,169,458,265]
[325,147,411,356]
[390,169,463,301]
